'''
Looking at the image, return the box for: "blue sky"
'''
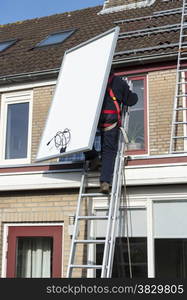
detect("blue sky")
[0,0,104,25]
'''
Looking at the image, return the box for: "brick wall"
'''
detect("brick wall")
[148,69,176,155]
[0,189,89,278]
[32,85,55,163]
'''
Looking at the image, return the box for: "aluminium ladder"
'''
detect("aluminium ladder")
[170,0,187,153]
[66,108,129,278]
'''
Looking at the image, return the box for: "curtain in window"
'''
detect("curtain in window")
[16,237,52,278]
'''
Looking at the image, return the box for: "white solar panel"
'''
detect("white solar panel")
[36,27,119,162]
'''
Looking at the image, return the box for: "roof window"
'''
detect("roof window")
[0,39,17,52]
[35,29,76,47]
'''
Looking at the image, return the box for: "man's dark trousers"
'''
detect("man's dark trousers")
[85,126,119,184]
[100,126,119,183]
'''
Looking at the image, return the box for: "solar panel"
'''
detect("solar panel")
[36,27,119,162]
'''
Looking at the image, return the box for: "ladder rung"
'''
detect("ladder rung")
[81,193,110,197]
[173,121,187,124]
[171,150,187,153]
[70,264,102,269]
[177,81,187,84]
[78,216,108,220]
[175,107,187,111]
[176,94,187,97]
[87,174,100,178]
[172,136,187,139]
[74,239,106,244]
[179,57,187,60]
[178,69,187,72]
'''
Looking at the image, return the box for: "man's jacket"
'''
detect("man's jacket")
[99,75,138,128]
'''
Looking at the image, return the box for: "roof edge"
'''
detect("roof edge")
[0,68,59,85]
[0,52,177,86]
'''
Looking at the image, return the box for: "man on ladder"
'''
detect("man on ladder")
[84,68,138,193]
[67,67,138,278]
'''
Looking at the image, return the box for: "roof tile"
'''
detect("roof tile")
[0,0,184,77]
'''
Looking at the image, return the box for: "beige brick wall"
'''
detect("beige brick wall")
[0,189,89,278]
[148,69,176,155]
[32,85,55,163]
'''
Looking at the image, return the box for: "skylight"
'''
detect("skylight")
[0,40,16,52]
[36,29,76,47]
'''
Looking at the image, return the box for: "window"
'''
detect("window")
[96,237,147,278]
[59,132,101,162]
[35,30,75,47]
[95,207,147,278]
[16,237,53,278]
[0,39,17,52]
[0,91,33,164]
[155,239,187,278]
[153,200,187,278]
[5,225,63,278]
[125,76,147,154]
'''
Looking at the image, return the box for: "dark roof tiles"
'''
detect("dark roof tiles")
[0,1,183,77]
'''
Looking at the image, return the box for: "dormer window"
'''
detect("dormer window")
[0,39,17,52]
[35,29,76,47]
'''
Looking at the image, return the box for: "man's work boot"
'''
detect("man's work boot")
[100,182,110,194]
[89,156,100,171]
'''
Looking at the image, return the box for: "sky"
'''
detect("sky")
[0,0,104,25]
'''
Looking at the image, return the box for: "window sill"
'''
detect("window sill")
[0,157,31,166]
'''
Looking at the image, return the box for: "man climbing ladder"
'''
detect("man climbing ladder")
[66,70,138,278]
[84,69,138,193]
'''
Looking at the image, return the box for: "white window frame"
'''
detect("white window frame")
[87,197,147,278]
[146,194,187,278]
[0,90,33,165]
[87,194,187,278]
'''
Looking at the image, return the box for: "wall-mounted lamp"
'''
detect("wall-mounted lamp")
[68,214,75,237]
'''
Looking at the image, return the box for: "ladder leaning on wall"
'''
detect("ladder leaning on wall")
[170,0,187,153]
[66,107,130,278]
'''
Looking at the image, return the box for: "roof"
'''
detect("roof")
[0,0,183,82]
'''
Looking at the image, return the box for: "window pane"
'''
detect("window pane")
[95,208,147,238]
[5,102,29,159]
[96,208,147,277]
[59,133,101,162]
[0,40,16,52]
[16,237,53,278]
[37,30,75,47]
[155,239,187,278]
[96,237,147,278]
[154,201,187,238]
[127,79,145,149]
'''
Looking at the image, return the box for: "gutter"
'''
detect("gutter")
[113,52,177,66]
[0,68,60,85]
[0,52,178,85]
